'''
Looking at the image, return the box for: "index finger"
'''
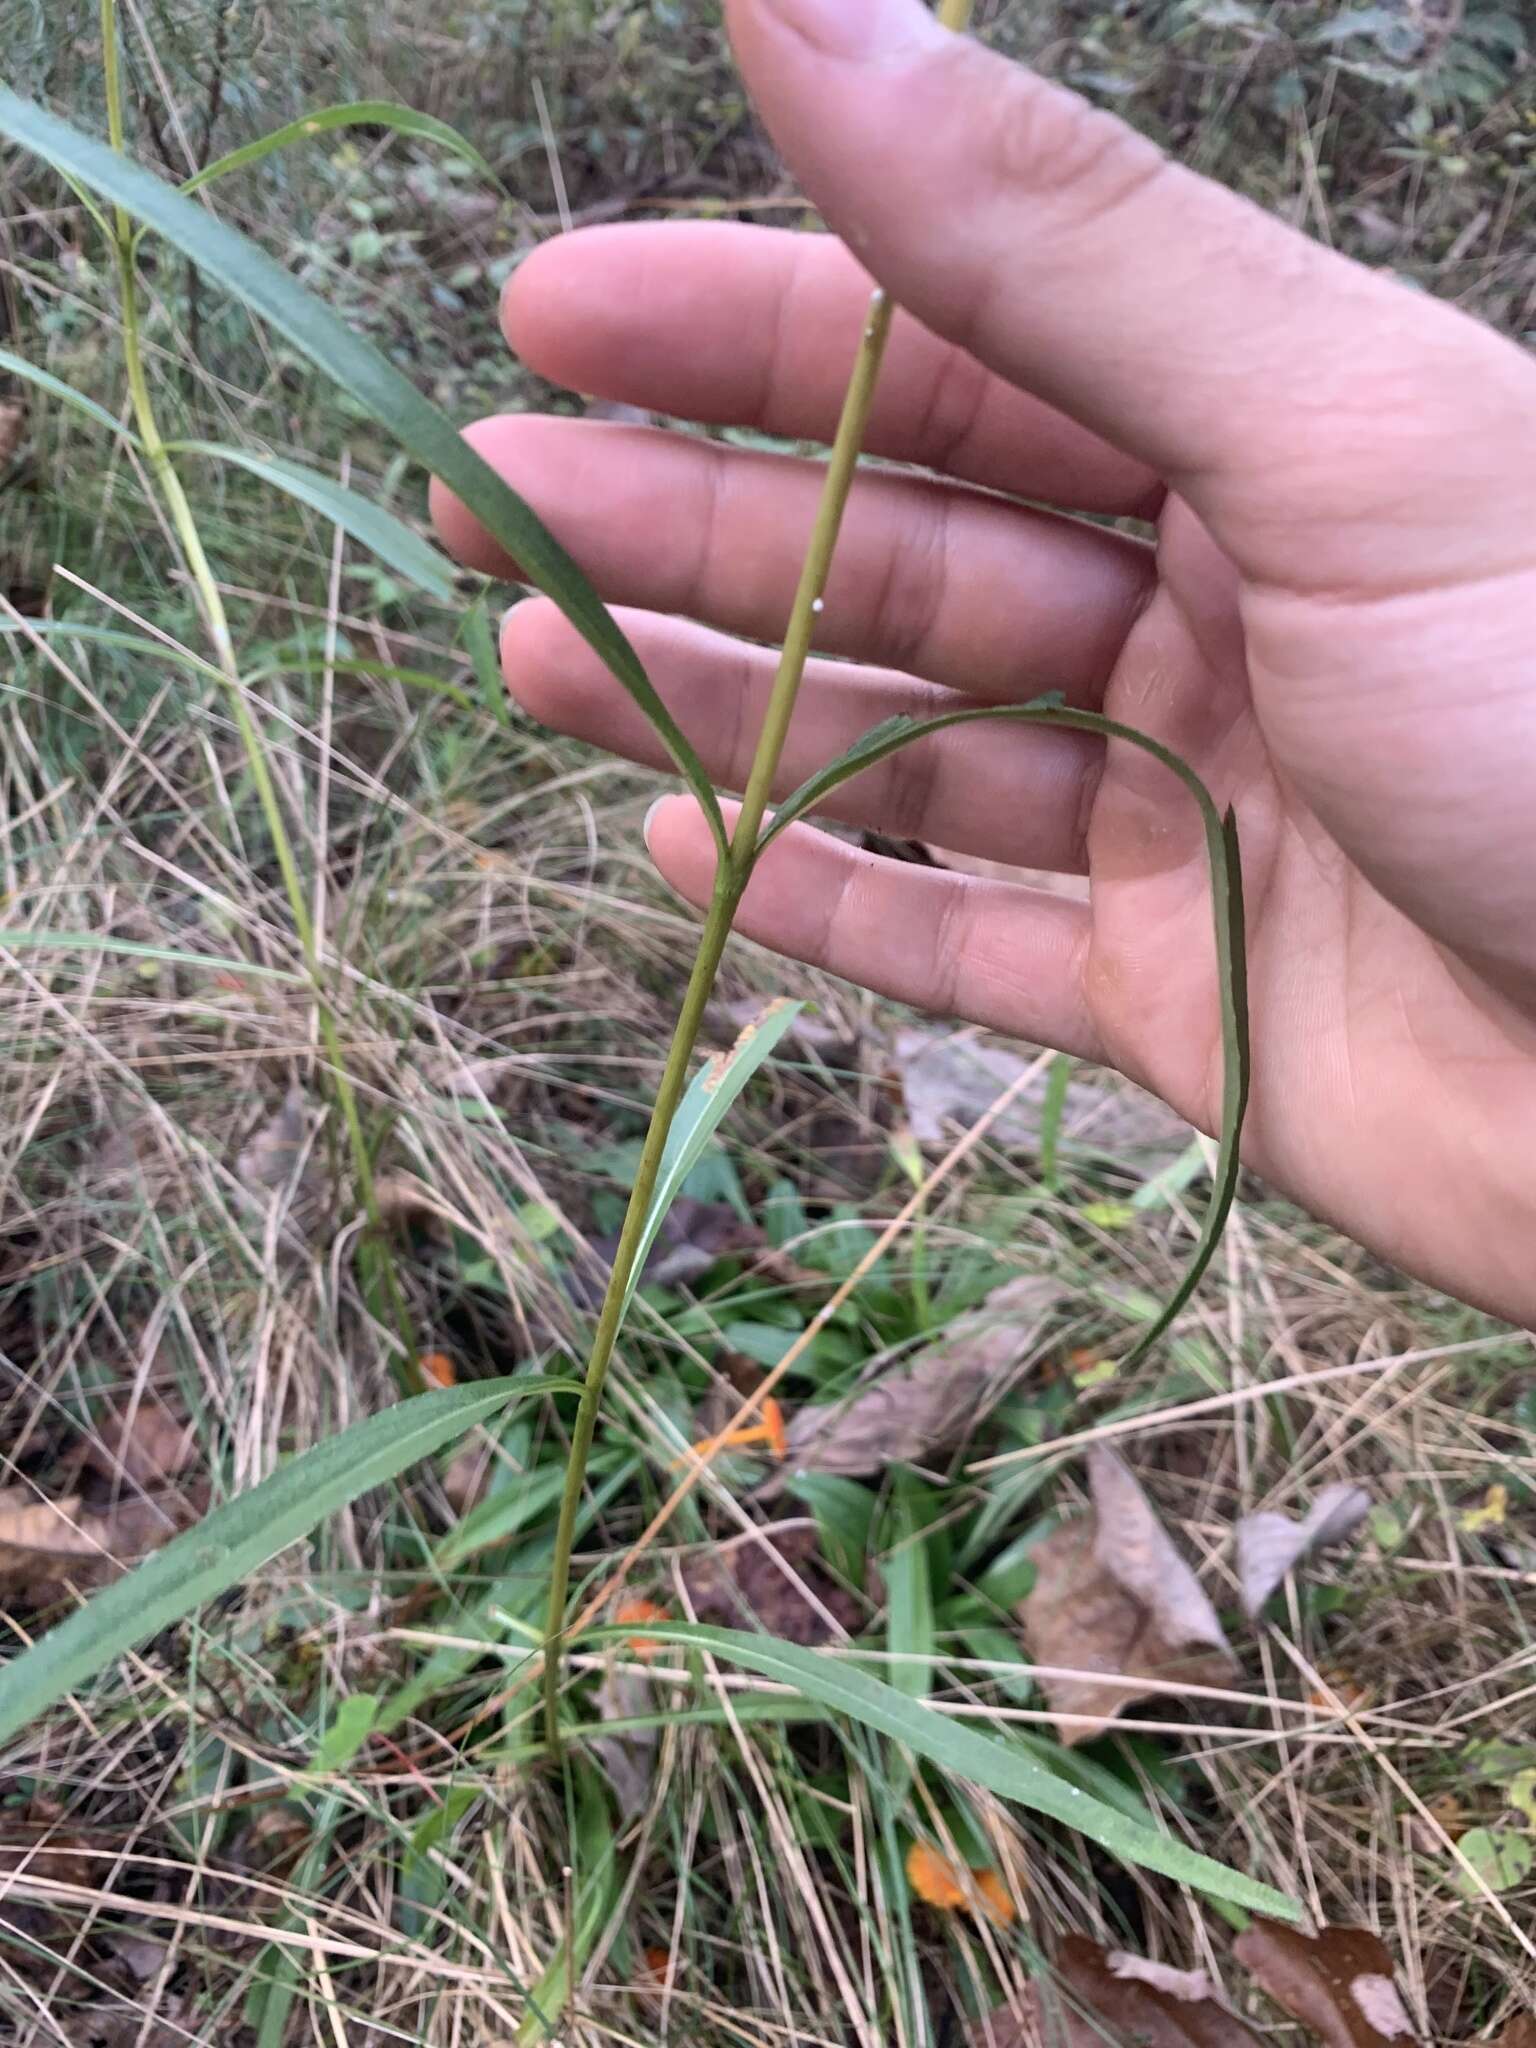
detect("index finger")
[504,221,1160,517]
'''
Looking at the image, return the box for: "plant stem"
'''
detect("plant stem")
[539,280,908,1755]
[99,0,417,1366]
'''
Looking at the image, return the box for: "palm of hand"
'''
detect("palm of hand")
[1089,496,1536,1319]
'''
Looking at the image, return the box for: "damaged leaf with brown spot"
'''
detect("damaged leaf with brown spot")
[1233,1921,1418,2048]
[1019,1448,1236,1744]
[966,1935,1264,2048]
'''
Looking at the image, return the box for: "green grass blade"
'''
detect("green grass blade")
[883,1472,936,1704]
[171,440,458,599]
[0,930,302,982]
[0,1375,575,1745]
[460,594,510,727]
[0,618,223,681]
[0,346,139,442]
[639,1623,1295,1919]
[180,100,500,198]
[762,701,1249,1368]
[620,998,804,1316]
[247,653,476,716]
[0,85,724,848]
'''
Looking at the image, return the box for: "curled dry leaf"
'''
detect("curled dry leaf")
[1236,1482,1372,1618]
[966,1935,1263,2048]
[1019,1450,1235,1745]
[1233,1921,1418,2048]
[762,1275,1059,1494]
[0,1484,194,1604]
[1109,1953,1217,2003]
[83,1401,196,1490]
[680,1523,863,1647]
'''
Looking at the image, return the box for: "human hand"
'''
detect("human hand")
[432,0,1536,1327]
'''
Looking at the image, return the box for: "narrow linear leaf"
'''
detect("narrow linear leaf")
[621,998,805,1315]
[248,653,476,716]
[460,595,510,727]
[180,100,500,198]
[0,618,223,681]
[171,441,458,599]
[763,701,1249,1367]
[0,347,139,442]
[0,930,301,982]
[0,1375,575,1745]
[0,86,724,845]
[639,1622,1295,1920]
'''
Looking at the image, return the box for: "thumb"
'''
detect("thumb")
[726,0,1536,593]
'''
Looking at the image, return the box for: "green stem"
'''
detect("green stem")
[99,0,416,1365]
[539,284,902,1757]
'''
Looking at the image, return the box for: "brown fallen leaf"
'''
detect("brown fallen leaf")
[1234,1921,1418,2048]
[1019,1451,1235,1745]
[593,1658,659,1819]
[0,1485,190,1604]
[441,1441,493,1517]
[82,1400,196,1490]
[1236,1482,1372,1618]
[894,1026,1191,1167]
[761,1275,1059,1494]
[966,1935,1264,2048]
[0,400,25,467]
[680,1524,864,1647]
[569,1196,762,1310]
[1491,2020,1536,2048]
[236,1081,327,1239]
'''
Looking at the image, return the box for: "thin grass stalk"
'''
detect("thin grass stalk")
[97,0,417,1365]
[539,0,976,1761]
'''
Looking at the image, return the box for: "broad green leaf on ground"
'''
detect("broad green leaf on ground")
[633,1622,1295,1917]
[785,1473,876,1587]
[883,1471,938,1703]
[0,347,138,441]
[171,442,458,599]
[0,86,724,843]
[0,1376,573,1744]
[180,100,499,197]
[1455,1827,1534,1898]
[622,1000,804,1315]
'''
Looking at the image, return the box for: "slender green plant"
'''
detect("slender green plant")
[94,0,419,1366]
[0,0,1263,1923]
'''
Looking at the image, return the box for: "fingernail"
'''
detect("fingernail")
[642,795,671,852]
[761,0,927,60]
